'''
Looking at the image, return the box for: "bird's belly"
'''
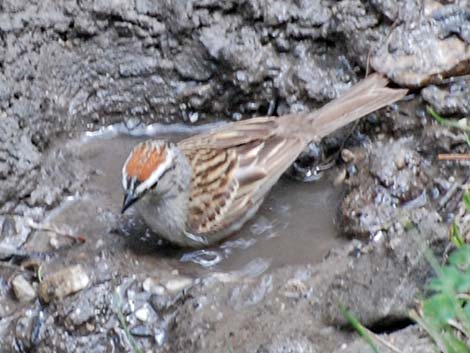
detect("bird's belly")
[135,194,196,247]
[136,192,264,248]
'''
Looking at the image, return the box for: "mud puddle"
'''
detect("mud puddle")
[36,123,346,278]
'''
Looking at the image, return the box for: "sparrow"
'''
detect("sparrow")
[121,74,407,247]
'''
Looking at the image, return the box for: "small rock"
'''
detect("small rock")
[150,294,173,312]
[341,149,355,163]
[49,234,59,249]
[85,322,95,332]
[12,275,36,302]
[142,278,165,295]
[232,112,242,121]
[130,325,152,337]
[135,305,150,322]
[280,278,310,299]
[38,264,90,303]
[372,230,385,242]
[163,277,193,294]
[124,117,141,130]
[154,327,166,346]
[458,118,468,129]
[188,112,199,123]
[394,150,407,170]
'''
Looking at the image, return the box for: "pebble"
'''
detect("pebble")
[341,149,355,163]
[232,112,242,121]
[142,278,165,295]
[280,278,310,299]
[130,325,152,337]
[154,327,166,346]
[49,234,59,249]
[124,117,141,130]
[86,322,95,332]
[458,118,468,129]
[150,294,173,312]
[164,277,193,294]
[12,275,36,302]
[372,230,385,242]
[38,264,90,303]
[394,150,407,170]
[188,112,199,123]
[135,305,150,322]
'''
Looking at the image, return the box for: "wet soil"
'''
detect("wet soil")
[1,0,470,352]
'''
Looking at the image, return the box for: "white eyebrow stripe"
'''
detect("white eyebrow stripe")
[122,167,129,190]
[135,148,174,195]
[122,148,137,190]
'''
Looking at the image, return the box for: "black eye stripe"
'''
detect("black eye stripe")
[156,164,176,184]
[127,177,141,191]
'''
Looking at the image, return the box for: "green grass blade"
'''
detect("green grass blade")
[427,106,470,133]
[113,290,143,353]
[341,306,380,353]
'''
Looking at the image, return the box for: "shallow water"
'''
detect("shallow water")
[42,122,346,275]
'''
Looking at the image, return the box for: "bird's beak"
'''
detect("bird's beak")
[121,191,138,214]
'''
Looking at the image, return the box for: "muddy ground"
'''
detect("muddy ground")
[1,0,470,352]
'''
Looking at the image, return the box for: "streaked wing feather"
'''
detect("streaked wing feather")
[184,148,240,234]
[179,118,304,237]
[234,136,298,197]
[223,136,304,226]
[178,117,279,150]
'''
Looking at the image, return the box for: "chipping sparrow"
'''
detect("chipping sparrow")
[122,74,407,247]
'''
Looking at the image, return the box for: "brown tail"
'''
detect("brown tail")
[303,73,408,140]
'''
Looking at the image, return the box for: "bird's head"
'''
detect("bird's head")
[121,140,175,213]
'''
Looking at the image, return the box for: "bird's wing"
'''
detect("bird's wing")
[178,117,305,237]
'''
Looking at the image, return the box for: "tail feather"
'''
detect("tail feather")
[303,73,408,140]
